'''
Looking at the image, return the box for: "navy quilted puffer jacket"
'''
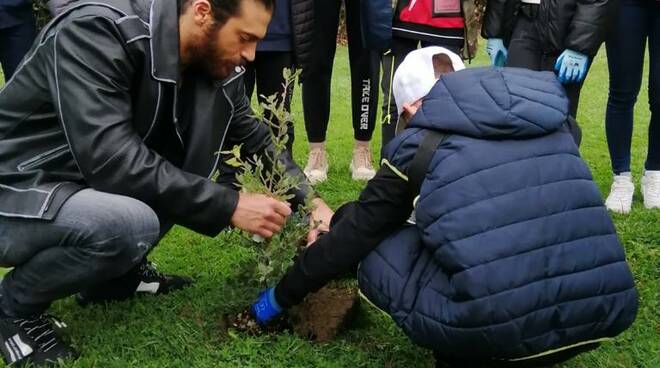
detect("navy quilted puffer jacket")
[357,67,638,360]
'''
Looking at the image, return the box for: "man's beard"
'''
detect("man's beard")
[189,26,241,80]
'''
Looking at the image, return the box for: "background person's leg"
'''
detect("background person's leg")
[300,0,340,183]
[0,15,37,80]
[243,60,257,101]
[605,0,648,175]
[380,38,417,155]
[505,14,543,71]
[301,0,340,143]
[255,51,296,153]
[0,189,160,317]
[646,4,660,171]
[345,0,379,143]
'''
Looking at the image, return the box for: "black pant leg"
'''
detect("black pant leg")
[0,16,37,80]
[380,38,418,155]
[255,51,296,152]
[346,0,380,142]
[301,0,341,143]
[505,15,543,70]
[243,61,257,101]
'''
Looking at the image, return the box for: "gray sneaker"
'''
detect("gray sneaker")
[304,148,329,184]
[350,145,376,181]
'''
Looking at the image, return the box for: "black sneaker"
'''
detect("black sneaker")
[0,311,78,367]
[76,261,194,306]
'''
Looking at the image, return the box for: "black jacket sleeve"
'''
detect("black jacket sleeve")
[564,0,610,56]
[224,81,313,209]
[49,15,239,236]
[274,164,414,308]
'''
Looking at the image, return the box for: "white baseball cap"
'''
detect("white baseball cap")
[392,47,465,116]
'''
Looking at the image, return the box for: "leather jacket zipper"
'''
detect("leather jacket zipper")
[17,144,69,172]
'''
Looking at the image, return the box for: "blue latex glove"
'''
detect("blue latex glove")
[486,38,508,67]
[554,49,589,84]
[251,288,283,325]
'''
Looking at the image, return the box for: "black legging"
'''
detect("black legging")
[302,0,380,143]
[244,51,295,152]
[380,37,462,154]
[506,7,590,118]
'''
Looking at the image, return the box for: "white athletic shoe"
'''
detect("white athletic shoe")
[641,170,660,209]
[605,174,635,214]
[304,147,329,184]
[350,145,376,181]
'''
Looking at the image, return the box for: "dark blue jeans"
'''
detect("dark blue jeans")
[0,13,37,80]
[0,189,161,317]
[605,0,660,174]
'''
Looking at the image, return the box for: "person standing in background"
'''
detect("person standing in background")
[380,0,483,152]
[301,0,388,184]
[482,0,611,118]
[603,0,660,214]
[0,0,37,80]
[243,0,313,154]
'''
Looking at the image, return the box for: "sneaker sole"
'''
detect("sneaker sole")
[305,171,328,185]
[349,164,375,181]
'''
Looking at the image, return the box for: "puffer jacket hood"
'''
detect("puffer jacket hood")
[408,67,569,139]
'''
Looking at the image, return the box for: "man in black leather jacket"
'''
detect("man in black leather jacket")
[0,0,332,365]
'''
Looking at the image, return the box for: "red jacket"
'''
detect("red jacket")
[393,0,465,48]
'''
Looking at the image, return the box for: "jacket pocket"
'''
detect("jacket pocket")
[17,144,69,172]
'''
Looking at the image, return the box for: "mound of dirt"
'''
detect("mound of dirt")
[288,285,358,342]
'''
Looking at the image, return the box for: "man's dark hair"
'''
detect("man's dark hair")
[178,0,275,25]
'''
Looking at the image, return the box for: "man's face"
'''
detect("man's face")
[187,0,271,79]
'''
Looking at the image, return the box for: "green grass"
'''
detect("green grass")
[1,46,658,367]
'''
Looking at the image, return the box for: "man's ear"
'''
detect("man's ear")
[432,53,455,79]
[191,0,213,25]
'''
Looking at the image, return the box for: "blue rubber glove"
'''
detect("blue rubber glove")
[486,38,508,67]
[554,49,589,84]
[251,288,283,325]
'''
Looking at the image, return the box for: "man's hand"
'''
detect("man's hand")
[231,192,292,238]
[307,198,333,244]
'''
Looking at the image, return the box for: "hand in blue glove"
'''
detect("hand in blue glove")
[554,49,589,84]
[486,38,508,67]
[251,288,283,325]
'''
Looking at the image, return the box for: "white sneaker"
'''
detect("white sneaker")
[303,147,328,184]
[350,145,376,181]
[605,174,635,214]
[641,170,660,209]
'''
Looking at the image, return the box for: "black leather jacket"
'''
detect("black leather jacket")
[0,0,310,236]
[482,0,612,56]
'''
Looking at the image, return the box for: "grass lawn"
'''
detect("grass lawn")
[0,45,658,367]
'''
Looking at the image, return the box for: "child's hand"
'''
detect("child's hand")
[252,288,283,325]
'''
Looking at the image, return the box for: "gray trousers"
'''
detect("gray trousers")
[0,189,161,317]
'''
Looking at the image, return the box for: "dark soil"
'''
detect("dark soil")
[288,285,358,342]
[222,285,358,342]
[221,307,290,336]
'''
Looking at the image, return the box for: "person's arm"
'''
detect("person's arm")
[274,163,414,308]
[49,15,285,237]
[564,0,610,57]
